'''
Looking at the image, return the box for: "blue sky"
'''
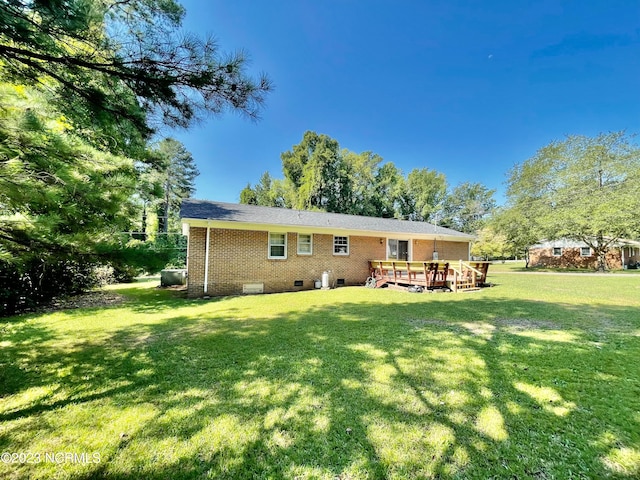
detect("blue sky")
[170,0,640,205]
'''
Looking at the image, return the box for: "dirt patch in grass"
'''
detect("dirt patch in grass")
[405,317,560,331]
[493,317,560,330]
[41,290,127,312]
[404,318,449,329]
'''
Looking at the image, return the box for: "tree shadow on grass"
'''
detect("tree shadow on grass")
[1,290,639,479]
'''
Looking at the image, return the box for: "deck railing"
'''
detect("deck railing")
[369,260,490,291]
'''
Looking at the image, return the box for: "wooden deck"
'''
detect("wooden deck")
[368,260,490,292]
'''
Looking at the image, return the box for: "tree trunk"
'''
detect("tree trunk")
[163,184,170,233]
[594,233,607,272]
[596,249,607,272]
[140,202,148,241]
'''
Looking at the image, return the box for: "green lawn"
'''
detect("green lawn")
[1,273,639,479]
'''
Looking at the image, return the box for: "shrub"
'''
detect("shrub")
[0,258,99,316]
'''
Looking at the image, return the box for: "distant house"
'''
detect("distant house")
[180,200,474,297]
[529,239,640,269]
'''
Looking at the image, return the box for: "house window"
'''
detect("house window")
[297,234,313,255]
[553,247,562,256]
[268,232,287,259]
[334,236,349,255]
[580,247,591,257]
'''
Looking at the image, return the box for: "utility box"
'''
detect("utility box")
[161,269,187,287]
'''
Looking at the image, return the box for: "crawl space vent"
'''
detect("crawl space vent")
[242,283,264,294]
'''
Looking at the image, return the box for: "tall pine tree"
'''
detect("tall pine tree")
[0,0,272,155]
[152,138,199,233]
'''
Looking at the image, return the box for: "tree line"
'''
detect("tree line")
[240,131,497,234]
[240,130,640,270]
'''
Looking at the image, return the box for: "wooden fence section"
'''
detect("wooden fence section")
[369,260,490,292]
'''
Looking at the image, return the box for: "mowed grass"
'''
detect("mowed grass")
[1,273,639,479]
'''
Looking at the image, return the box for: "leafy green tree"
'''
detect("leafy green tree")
[281,131,319,189]
[239,183,258,205]
[372,162,406,218]
[281,131,353,212]
[243,134,455,221]
[441,182,496,234]
[0,0,272,155]
[133,154,166,239]
[340,150,381,216]
[254,172,275,206]
[151,138,198,233]
[240,172,292,208]
[491,207,540,267]
[244,132,494,229]
[471,226,513,260]
[505,132,640,270]
[253,172,285,207]
[406,168,447,222]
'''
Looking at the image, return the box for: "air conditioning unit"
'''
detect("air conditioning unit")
[160,269,187,286]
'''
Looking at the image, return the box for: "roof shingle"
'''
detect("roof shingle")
[181,199,474,239]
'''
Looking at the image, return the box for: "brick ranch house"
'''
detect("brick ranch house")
[529,239,640,269]
[180,199,474,297]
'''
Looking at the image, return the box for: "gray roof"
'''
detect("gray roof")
[181,199,474,239]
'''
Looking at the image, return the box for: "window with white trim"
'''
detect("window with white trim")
[553,247,562,256]
[268,232,287,259]
[333,236,349,255]
[580,247,591,257]
[297,233,313,255]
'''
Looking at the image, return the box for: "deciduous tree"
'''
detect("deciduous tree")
[243,131,470,223]
[504,132,640,270]
[281,131,349,211]
[372,162,405,218]
[406,168,447,222]
[471,226,513,260]
[441,182,496,234]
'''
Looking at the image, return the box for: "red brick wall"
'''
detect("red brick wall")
[529,247,622,269]
[187,227,471,297]
[186,227,206,296]
[412,239,469,261]
[187,228,386,296]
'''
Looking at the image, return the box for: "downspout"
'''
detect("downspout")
[204,225,211,294]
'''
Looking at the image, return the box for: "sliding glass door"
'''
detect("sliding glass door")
[388,239,410,260]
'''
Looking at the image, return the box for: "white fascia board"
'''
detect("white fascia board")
[181,218,473,243]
